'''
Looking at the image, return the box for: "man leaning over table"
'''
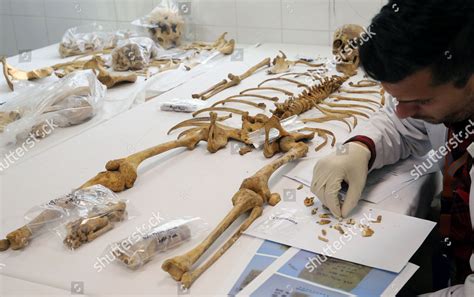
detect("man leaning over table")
[311,1,473,296]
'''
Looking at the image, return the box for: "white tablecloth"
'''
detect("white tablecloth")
[0,43,439,296]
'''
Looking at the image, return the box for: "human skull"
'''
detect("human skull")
[147,7,185,49]
[332,24,365,76]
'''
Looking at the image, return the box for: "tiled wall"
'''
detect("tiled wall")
[0,0,388,57]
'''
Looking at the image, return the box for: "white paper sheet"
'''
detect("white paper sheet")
[286,156,440,204]
[244,198,435,273]
[237,247,419,297]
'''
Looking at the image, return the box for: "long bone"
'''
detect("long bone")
[162,116,314,288]
[1,113,250,251]
[240,87,293,96]
[258,77,311,90]
[192,106,248,117]
[349,79,379,88]
[191,79,227,99]
[212,99,266,110]
[224,93,279,102]
[329,95,383,107]
[192,58,271,100]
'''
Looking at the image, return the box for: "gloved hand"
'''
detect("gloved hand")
[311,142,371,218]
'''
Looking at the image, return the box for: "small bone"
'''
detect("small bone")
[318,236,329,242]
[334,224,345,235]
[304,197,314,206]
[362,226,374,237]
[239,145,253,155]
[346,219,356,225]
[371,215,382,223]
[318,220,331,225]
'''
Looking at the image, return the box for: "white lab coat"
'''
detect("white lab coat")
[347,96,473,296]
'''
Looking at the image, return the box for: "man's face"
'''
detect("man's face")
[381,69,474,124]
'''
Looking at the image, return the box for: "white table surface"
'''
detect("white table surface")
[0,43,239,168]
[0,43,438,296]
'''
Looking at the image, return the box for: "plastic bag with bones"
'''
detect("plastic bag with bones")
[332,24,365,76]
[132,0,186,49]
[0,70,106,148]
[59,23,137,58]
[111,37,161,71]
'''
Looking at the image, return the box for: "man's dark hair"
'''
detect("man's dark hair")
[359,0,474,88]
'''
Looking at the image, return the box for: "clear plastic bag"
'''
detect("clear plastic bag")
[52,185,129,250]
[59,23,137,58]
[107,217,207,270]
[249,208,312,237]
[132,0,192,49]
[111,37,161,71]
[21,185,124,247]
[0,70,106,148]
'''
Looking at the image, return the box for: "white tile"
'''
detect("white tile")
[195,25,237,43]
[44,0,82,19]
[13,16,49,50]
[78,0,116,21]
[236,0,281,29]
[194,0,236,27]
[46,17,82,44]
[10,0,45,16]
[0,0,11,14]
[237,27,281,44]
[80,20,117,31]
[331,0,382,29]
[282,29,330,46]
[0,15,17,57]
[116,21,137,31]
[114,0,153,21]
[282,0,329,31]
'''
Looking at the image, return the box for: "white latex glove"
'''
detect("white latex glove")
[311,142,371,218]
[418,273,473,297]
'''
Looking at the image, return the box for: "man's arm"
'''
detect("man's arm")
[346,95,433,170]
[312,95,433,217]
